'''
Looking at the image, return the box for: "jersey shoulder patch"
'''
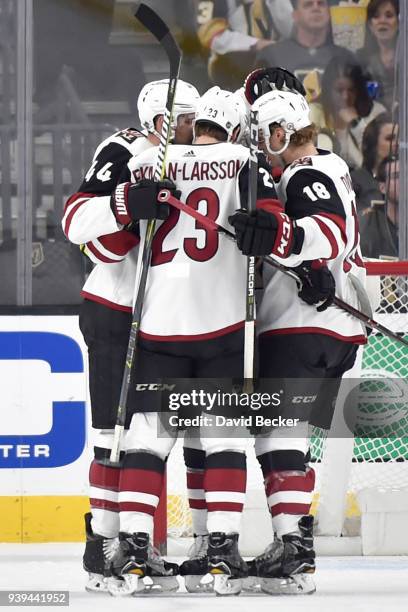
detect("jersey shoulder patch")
[289,156,313,170]
[117,128,144,144]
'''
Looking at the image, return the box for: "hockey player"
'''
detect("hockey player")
[229,89,366,594]
[179,70,312,591]
[106,86,280,596]
[179,73,328,595]
[178,86,250,593]
[62,78,200,593]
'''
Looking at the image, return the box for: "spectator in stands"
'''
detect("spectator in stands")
[310,57,386,170]
[196,0,293,89]
[351,111,398,211]
[255,0,354,102]
[356,0,399,111]
[359,155,399,258]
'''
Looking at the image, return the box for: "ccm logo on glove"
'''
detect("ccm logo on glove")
[228,208,303,258]
[276,213,294,257]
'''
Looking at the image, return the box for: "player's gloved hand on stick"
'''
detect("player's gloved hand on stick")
[111,178,178,225]
[244,67,306,104]
[295,261,336,311]
[228,208,302,257]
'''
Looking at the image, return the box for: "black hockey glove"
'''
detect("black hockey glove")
[229,208,303,258]
[244,67,306,104]
[111,179,178,225]
[295,261,336,312]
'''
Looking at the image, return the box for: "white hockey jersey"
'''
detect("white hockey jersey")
[62,128,153,311]
[128,142,277,340]
[258,150,367,344]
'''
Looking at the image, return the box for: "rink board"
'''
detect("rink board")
[0,315,367,543]
[0,316,91,542]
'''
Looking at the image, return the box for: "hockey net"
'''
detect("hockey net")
[315,260,408,545]
[165,260,408,551]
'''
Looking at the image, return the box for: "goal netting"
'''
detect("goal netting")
[165,260,408,553]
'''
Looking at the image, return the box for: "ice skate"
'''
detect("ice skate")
[82,512,122,594]
[243,515,316,595]
[179,534,213,593]
[207,532,248,596]
[106,531,179,596]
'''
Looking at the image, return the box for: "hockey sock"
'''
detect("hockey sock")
[257,450,315,537]
[183,446,208,535]
[204,451,247,534]
[89,458,120,538]
[119,451,165,537]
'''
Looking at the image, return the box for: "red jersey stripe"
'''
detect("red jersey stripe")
[120,469,163,496]
[90,498,119,513]
[269,502,311,516]
[119,502,156,515]
[89,461,120,491]
[204,468,247,492]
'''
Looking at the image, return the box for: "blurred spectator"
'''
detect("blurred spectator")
[196,0,293,89]
[255,0,355,102]
[310,57,386,169]
[356,0,399,111]
[359,154,399,258]
[351,111,398,212]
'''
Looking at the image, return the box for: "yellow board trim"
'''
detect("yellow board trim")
[0,496,90,543]
[0,492,361,542]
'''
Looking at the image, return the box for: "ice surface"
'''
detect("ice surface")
[0,544,407,611]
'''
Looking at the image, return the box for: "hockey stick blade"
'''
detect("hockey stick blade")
[159,190,408,349]
[134,3,181,75]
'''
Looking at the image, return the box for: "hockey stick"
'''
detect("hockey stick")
[243,109,259,392]
[110,4,182,463]
[158,189,408,349]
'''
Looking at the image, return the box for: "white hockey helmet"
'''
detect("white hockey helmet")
[194,86,243,142]
[137,79,200,136]
[253,90,311,155]
[234,87,250,144]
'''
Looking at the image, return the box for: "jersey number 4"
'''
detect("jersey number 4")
[85,160,113,183]
[151,188,219,266]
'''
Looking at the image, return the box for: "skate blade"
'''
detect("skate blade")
[184,574,214,593]
[107,573,144,597]
[241,576,261,592]
[85,573,109,593]
[136,575,179,594]
[260,573,316,595]
[211,572,242,596]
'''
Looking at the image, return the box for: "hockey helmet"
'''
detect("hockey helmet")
[137,79,200,136]
[252,90,311,155]
[234,87,250,144]
[194,86,243,143]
